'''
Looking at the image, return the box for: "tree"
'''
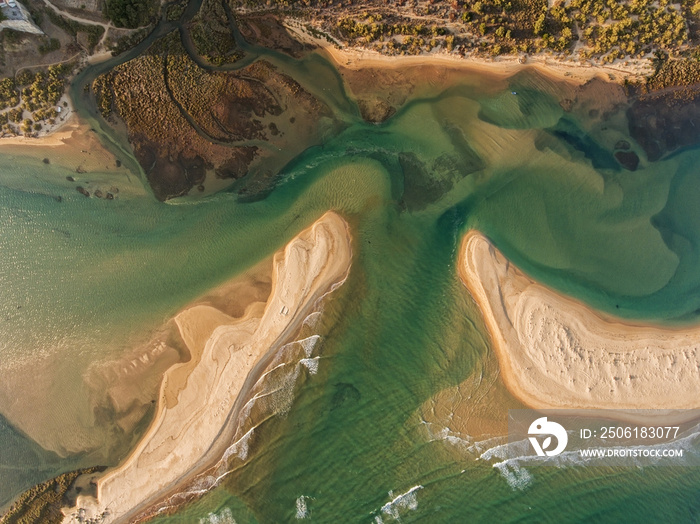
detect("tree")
[534,13,546,35]
[104,0,157,29]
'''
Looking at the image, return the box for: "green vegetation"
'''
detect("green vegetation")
[166,0,188,21]
[19,65,70,113]
[0,467,102,524]
[104,0,158,28]
[336,14,449,54]
[296,0,700,65]
[0,77,18,110]
[568,0,688,62]
[38,37,61,55]
[92,70,115,118]
[2,29,22,46]
[7,107,22,123]
[44,8,104,53]
[647,58,700,89]
[633,57,700,94]
[0,65,71,136]
[188,0,242,66]
[189,19,242,65]
[109,27,151,56]
[390,0,677,58]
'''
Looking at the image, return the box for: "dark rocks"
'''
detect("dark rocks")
[76,186,90,197]
[66,176,75,182]
[42,158,50,164]
[106,192,114,200]
[146,157,191,201]
[115,159,122,168]
[357,98,396,124]
[215,148,257,180]
[94,189,104,198]
[614,140,631,150]
[331,382,361,411]
[627,90,700,161]
[181,154,206,186]
[614,150,640,171]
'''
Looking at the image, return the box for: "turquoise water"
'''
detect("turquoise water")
[3,41,700,522]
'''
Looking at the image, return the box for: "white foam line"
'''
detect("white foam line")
[255,361,291,382]
[380,485,423,520]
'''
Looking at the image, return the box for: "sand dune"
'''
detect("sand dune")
[62,211,352,523]
[459,230,700,412]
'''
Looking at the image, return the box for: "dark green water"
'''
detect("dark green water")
[3,24,700,523]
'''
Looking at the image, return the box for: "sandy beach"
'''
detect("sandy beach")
[62,211,352,524]
[459,230,700,413]
[0,112,131,176]
[284,19,652,87]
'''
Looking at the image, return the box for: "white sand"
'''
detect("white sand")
[459,230,700,412]
[62,211,352,523]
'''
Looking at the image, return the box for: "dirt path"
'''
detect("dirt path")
[14,51,82,77]
[42,0,111,30]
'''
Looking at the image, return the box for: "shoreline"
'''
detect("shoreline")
[0,110,78,148]
[284,20,652,87]
[4,25,647,149]
[0,112,134,184]
[458,230,700,420]
[62,211,352,524]
[0,91,76,142]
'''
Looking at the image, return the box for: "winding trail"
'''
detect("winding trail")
[41,0,112,31]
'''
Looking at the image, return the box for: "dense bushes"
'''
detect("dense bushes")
[44,8,104,52]
[0,467,103,524]
[104,0,158,29]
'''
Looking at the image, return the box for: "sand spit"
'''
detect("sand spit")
[459,230,700,413]
[62,211,352,523]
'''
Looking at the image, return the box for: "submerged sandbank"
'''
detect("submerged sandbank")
[459,230,700,413]
[62,211,352,523]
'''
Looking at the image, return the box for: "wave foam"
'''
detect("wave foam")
[222,427,254,463]
[295,495,311,519]
[299,335,320,357]
[199,507,236,524]
[493,461,533,490]
[303,311,322,329]
[378,485,423,521]
[300,357,319,375]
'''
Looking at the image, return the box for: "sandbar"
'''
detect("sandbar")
[62,211,352,523]
[459,230,700,412]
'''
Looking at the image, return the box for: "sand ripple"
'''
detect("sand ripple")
[62,211,351,523]
[459,231,700,411]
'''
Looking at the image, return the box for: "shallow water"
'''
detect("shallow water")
[2,43,700,521]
